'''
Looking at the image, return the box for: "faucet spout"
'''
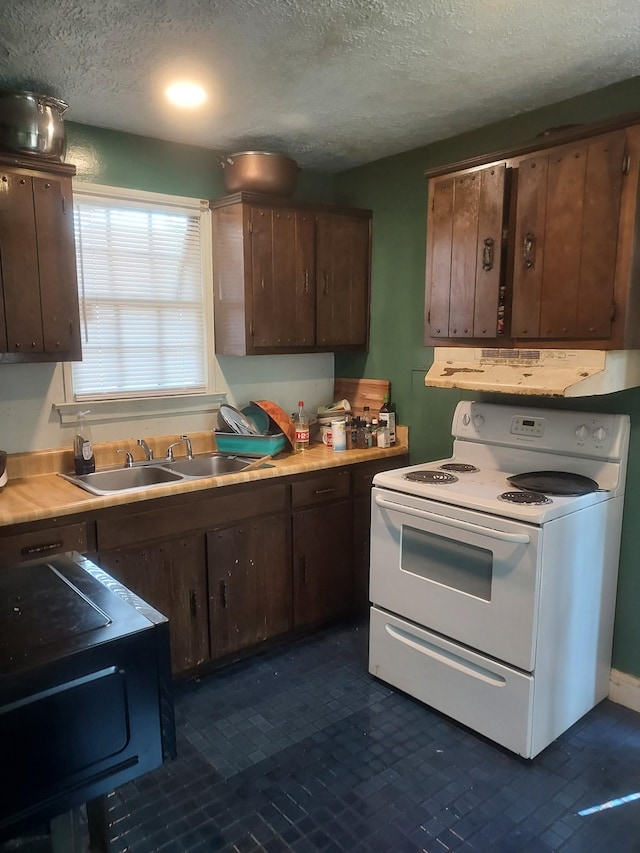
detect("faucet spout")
[137,438,154,461]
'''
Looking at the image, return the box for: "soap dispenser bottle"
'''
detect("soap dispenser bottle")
[73,410,96,475]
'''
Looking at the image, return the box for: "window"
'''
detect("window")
[69,184,212,401]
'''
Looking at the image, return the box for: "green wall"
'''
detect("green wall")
[335,76,640,678]
[66,122,336,202]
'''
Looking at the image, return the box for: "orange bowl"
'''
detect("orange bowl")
[251,400,296,448]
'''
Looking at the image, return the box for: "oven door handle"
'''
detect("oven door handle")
[374,495,531,544]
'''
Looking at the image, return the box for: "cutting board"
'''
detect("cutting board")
[334,378,390,418]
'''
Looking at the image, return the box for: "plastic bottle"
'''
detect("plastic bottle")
[379,393,396,445]
[73,410,96,475]
[293,401,309,452]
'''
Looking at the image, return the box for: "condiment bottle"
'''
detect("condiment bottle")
[73,410,96,475]
[293,401,309,452]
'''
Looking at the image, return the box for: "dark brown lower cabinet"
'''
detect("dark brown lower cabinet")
[98,534,209,675]
[293,500,353,628]
[207,514,291,658]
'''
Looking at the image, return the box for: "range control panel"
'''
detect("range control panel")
[452,401,630,460]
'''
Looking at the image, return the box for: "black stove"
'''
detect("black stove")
[0,553,176,845]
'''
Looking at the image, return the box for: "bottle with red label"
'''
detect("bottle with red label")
[293,400,309,452]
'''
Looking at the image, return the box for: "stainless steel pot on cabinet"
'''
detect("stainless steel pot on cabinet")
[0,90,69,160]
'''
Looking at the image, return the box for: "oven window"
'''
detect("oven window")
[400,526,492,600]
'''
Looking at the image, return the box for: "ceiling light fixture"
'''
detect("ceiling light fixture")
[165,81,207,108]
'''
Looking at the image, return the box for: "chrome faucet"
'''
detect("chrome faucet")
[165,435,193,462]
[116,449,134,468]
[181,434,193,460]
[137,438,154,461]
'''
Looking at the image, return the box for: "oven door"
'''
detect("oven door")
[370,487,542,671]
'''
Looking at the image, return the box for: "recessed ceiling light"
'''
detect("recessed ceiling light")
[166,81,207,108]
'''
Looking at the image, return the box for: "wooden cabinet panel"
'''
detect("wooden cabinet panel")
[316,212,370,347]
[513,132,625,340]
[426,164,505,340]
[425,118,640,349]
[0,158,80,361]
[293,500,353,628]
[291,469,350,508]
[250,207,316,348]
[212,194,371,354]
[0,521,88,567]
[207,515,291,658]
[99,534,209,675]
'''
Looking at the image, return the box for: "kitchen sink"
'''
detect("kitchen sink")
[60,453,273,496]
[61,465,185,496]
[160,454,255,478]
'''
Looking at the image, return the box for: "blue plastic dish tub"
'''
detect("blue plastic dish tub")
[213,431,287,457]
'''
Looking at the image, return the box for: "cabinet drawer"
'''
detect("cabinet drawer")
[0,522,88,566]
[291,470,350,508]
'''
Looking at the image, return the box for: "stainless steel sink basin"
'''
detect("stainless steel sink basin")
[61,465,184,496]
[160,454,258,478]
[60,453,273,496]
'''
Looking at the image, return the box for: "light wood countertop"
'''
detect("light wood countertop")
[0,438,409,529]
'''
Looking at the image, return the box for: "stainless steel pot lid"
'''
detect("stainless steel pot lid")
[507,471,599,496]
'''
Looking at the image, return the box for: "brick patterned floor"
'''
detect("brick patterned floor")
[4,621,640,851]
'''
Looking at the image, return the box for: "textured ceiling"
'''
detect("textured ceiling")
[1,0,640,172]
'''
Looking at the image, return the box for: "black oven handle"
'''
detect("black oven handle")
[374,495,531,544]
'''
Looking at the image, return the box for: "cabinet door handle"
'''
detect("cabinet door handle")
[304,269,309,294]
[189,589,198,618]
[298,555,307,584]
[314,487,336,496]
[323,272,329,295]
[219,580,227,608]
[523,232,536,269]
[482,237,494,271]
[21,540,62,556]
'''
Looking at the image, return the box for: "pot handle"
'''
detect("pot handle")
[38,96,69,116]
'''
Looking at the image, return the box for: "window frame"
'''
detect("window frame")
[60,181,219,417]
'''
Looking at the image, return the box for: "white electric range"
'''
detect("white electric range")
[368,400,630,758]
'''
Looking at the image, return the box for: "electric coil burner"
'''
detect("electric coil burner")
[499,491,552,505]
[404,470,458,484]
[368,400,630,758]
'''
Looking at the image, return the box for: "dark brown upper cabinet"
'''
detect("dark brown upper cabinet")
[0,153,81,363]
[212,192,371,355]
[425,115,640,350]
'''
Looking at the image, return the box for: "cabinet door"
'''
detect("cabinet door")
[511,132,625,339]
[207,515,291,659]
[293,500,353,628]
[316,212,370,347]
[250,207,316,348]
[0,169,80,357]
[426,164,506,339]
[0,170,43,352]
[99,535,209,675]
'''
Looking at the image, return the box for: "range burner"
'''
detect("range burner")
[404,470,459,484]
[439,463,479,473]
[498,490,552,505]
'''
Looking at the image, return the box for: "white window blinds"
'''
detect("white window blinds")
[71,189,208,400]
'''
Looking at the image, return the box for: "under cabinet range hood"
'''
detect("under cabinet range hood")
[425,348,640,397]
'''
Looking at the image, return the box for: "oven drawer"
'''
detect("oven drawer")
[369,606,534,757]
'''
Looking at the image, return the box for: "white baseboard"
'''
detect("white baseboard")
[609,668,640,713]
